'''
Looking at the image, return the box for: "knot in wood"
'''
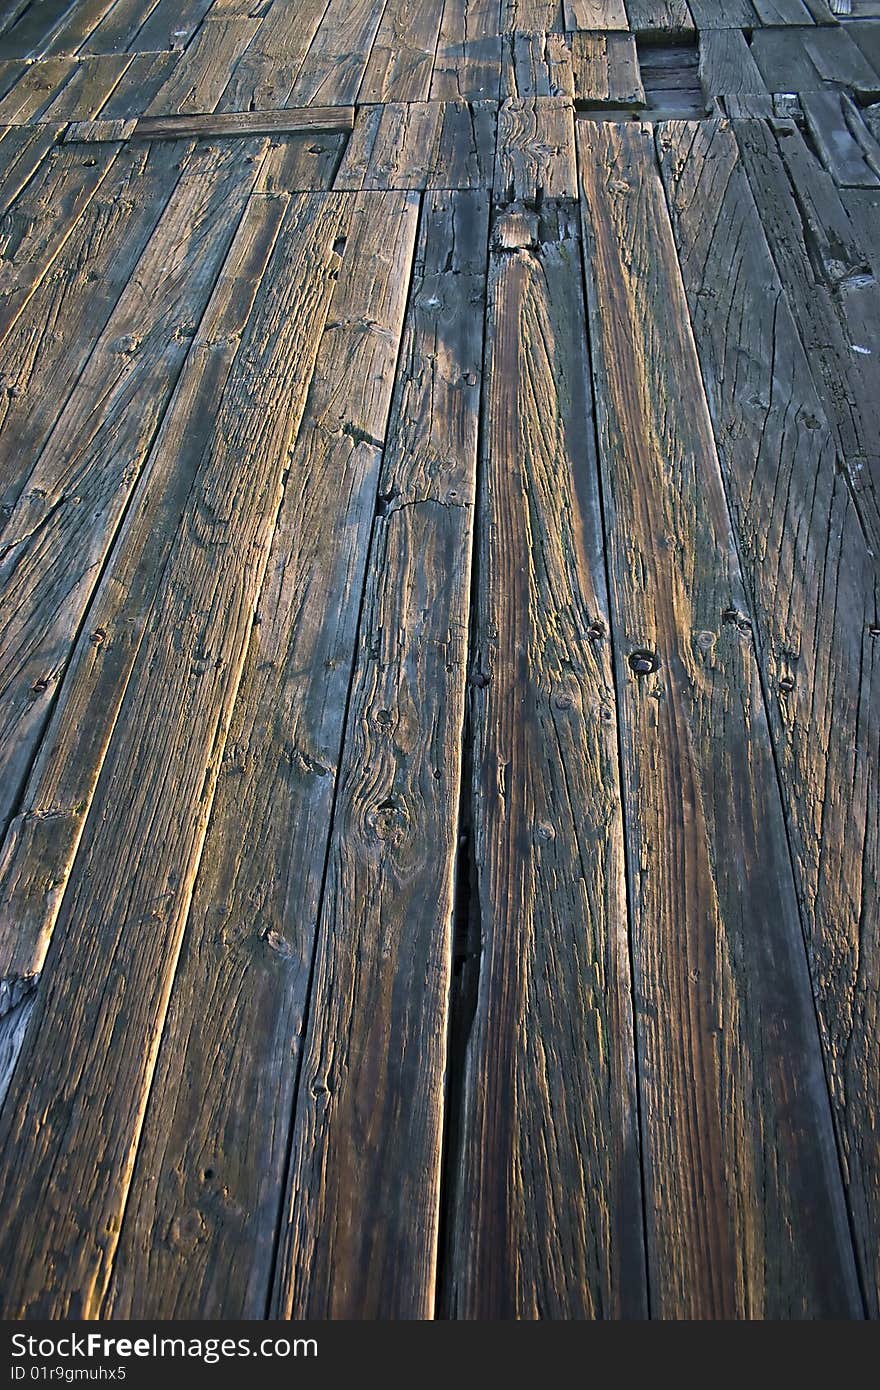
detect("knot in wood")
[628,649,659,677]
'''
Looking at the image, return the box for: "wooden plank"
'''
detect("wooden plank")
[81,0,163,55]
[687,0,756,24]
[733,117,880,556]
[0,189,346,1321]
[0,139,187,528]
[848,20,880,75]
[40,0,126,56]
[657,114,880,1317]
[0,56,75,122]
[98,191,421,1319]
[68,106,356,141]
[503,0,564,27]
[495,96,577,201]
[95,50,180,119]
[841,184,880,278]
[751,28,826,93]
[803,89,880,185]
[335,101,495,189]
[444,198,647,1320]
[431,0,504,101]
[256,131,349,193]
[625,0,694,35]
[216,0,327,113]
[0,139,118,346]
[0,58,24,99]
[751,0,814,18]
[38,54,131,120]
[563,0,628,27]
[802,25,880,98]
[571,31,645,106]
[128,0,215,53]
[0,0,79,60]
[502,31,574,99]
[359,0,447,103]
[287,0,393,107]
[0,140,267,863]
[143,17,260,116]
[577,119,862,1318]
[699,30,768,101]
[0,123,60,217]
[273,189,487,1320]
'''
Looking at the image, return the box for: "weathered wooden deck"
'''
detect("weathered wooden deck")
[0,0,877,1321]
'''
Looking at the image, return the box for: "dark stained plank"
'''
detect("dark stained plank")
[100,190,420,1318]
[273,188,487,1321]
[81,0,163,55]
[571,31,645,106]
[802,90,880,186]
[841,184,880,278]
[802,25,880,97]
[624,0,694,35]
[287,0,392,107]
[751,0,814,18]
[335,100,495,189]
[577,119,862,1319]
[563,0,628,26]
[0,0,79,60]
[688,0,756,24]
[431,0,504,101]
[359,0,447,103]
[444,198,647,1320]
[0,56,75,121]
[733,117,880,553]
[144,17,261,116]
[216,0,327,113]
[502,31,574,99]
[698,29,767,102]
[40,0,125,56]
[0,123,60,217]
[0,187,346,1322]
[0,140,267,866]
[657,114,880,1317]
[750,28,826,93]
[495,95,577,201]
[0,138,186,528]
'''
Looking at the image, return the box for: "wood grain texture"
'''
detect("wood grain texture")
[0,140,263,910]
[431,0,504,101]
[624,0,694,34]
[445,197,646,1320]
[274,188,488,1320]
[216,0,327,113]
[102,190,419,1318]
[144,17,261,116]
[563,0,628,27]
[698,29,767,102]
[577,119,861,1319]
[359,0,447,102]
[335,100,495,189]
[0,188,346,1321]
[502,31,574,100]
[495,95,577,201]
[657,118,880,1314]
[287,0,392,107]
[571,31,644,106]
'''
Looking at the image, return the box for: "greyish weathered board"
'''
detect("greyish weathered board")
[577,119,862,1319]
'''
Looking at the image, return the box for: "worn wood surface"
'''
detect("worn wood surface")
[0,0,877,1323]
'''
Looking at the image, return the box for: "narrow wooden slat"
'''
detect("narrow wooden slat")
[95,50,180,119]
[0,141,265,875]
[572,31,645,106]
[335,101,495,189]
[802,90,880,186]
[658,111,880,1321]
[0,0,79,60]
[624,0,694,34]
[431,0,504,101]
[100,190,420,1319]
[0,56,75,122]
[577,119,861,1319]
[563,0,628,26]
[359,0,447,103]
[38,53,131,119]
[128,0,215,53]
[734,117,880,554]
[502,31,574,99]
[495,95,576,201]
[287,0,393,107]
[81,0,162,55]
[698,29,768,102]
[274,188,487,1321]
[445,197,647,1320]
[216,0,327,113]
[133,106,354,140]
[143,17,260,116]
[0,123,60,217]
[0,188,346,1322]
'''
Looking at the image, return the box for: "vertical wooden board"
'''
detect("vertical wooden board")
[658,113,880,1319]
[287,0,393,107]
[502,31,574,100]
[0,190,346,1322]
[495,96,577,201]
[733,118,880,555]
[431,0,504,101]
[563,0,629,27]
[0,56,76,121]
[0,139,119,346]
[444,201,647,1320]
[272,190,488,1321]
[699,30,768,101]
[359,0,447,103]
[572,31,645,106]
[215,0,328,112]
[624,0,694,35]
[144,17,261,116]
[0,140,266,868]
[0,138,187,527]
[576,120,861,1318]
[100,191,420,1319]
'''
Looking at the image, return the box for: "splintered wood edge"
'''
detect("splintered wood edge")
[64,106,356,144]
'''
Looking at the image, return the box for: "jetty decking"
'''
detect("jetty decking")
[0,0,878,1320]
